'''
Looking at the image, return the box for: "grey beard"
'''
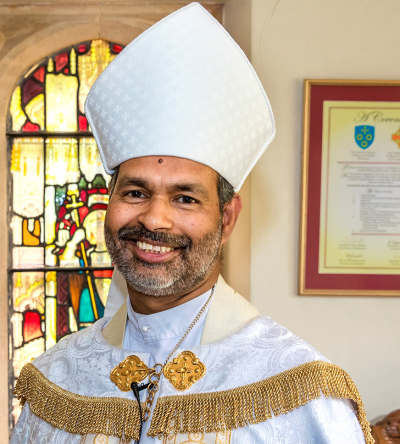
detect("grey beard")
[104,221,222,296]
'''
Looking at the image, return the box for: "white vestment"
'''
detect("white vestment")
[11,276,372,444]
[123,289,212,442]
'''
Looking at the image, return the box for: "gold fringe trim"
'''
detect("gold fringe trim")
[15,361,374,444]
[14,363,143,441]
[148,361,374,444]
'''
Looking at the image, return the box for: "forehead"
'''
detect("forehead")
[117,156,218,189]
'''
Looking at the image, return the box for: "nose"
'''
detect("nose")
[137,196,173,232]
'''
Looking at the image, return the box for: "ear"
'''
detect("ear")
[221,194,243,245]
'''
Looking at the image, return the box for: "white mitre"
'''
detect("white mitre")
[85,2,275,191]
[85,2,275,316]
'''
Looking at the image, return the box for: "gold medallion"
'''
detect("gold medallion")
[110,355,153,392]
[163,351,206,391]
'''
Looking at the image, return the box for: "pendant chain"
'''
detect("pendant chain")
[142,285,215,422]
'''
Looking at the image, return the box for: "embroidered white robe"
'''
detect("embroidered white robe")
[10,277,372,444]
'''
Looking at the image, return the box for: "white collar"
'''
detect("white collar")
[102,275,260,347]
[126,289,212,344]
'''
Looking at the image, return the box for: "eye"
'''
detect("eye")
[126,190,146,198]
[176,196,197,204]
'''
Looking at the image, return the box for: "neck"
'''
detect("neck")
[127,266,220,315]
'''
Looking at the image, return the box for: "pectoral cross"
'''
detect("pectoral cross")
[175,362,193,381]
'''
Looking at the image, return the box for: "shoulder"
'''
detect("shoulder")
[244,314,329,371]
[203,276,326,374]
[157,315,373,442]
[32,317,108,377]
[26,317,133,398]
[201,275,260,344]
[197,314,329,394]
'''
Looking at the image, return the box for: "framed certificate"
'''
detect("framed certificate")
[299,79,400,296]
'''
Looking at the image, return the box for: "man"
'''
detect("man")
[11,3,373,443]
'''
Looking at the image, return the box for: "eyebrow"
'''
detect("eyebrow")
[117,177,149,189]
[117,176,210,198]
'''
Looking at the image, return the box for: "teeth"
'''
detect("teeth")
[136,241,174,254]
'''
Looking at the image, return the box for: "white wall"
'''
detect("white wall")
[250,0,400,422]
[223,0,252,299]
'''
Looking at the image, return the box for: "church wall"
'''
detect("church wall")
[222,0,252,300]
[250,0,400,422]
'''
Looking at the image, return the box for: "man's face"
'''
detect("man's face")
[104,156,223,296]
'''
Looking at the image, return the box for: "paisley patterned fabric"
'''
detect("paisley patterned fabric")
[11,315,366,443]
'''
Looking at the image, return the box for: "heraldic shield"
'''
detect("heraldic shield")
[355,125,375,149]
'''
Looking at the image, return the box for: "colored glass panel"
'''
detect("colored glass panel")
[78,40,116,113]
[79,115,88,131]
[9,87,27,131]
[45,272,57,349]
[70,49,77,75]
[47,58,54,73]
[80,138,109,184]
[45,297,57,349]
[22,78,43,104]
[22,219,40,246]
[69,306,78,332]
[46,73,78,131]
[22,121,40,132]
[10,138,44,218]
[95,277,112,306]
[23,311,43,342]
[55,52,68,72]
[45,138,79,185]
[33,67,45,83]
[13,247,44,269]
[45,186,57,245]
[7,40,121,429]
[25,94,44,130]
[79,288,95,323]
[10,269,46,427]
[12,272,45,315]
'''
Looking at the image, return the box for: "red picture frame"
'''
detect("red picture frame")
[299,79,400,296]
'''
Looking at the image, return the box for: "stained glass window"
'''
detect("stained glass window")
[7,40,123,429]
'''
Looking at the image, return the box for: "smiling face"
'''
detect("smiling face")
[104,156,236,297]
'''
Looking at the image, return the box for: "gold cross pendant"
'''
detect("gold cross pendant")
[163,351,206,391]
[110,355,155,392]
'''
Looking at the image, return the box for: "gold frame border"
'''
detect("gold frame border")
[299,79,400,297]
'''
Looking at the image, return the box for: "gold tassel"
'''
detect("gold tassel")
[148,361,374,444]
[15,361,374,444]
[14,363,143,441]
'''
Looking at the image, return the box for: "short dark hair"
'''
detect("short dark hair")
[108,165,120,198]
[108,165,234,214]
[217,173,235,213]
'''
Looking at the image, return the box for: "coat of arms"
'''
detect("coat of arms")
[354,125,375,149]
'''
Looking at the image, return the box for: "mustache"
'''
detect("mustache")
[117,226,192,248]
